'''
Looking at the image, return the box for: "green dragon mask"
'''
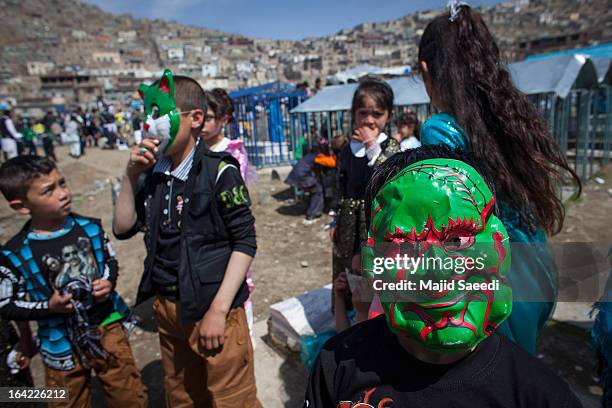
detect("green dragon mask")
[363,158,512,352]
[138,69,180,154]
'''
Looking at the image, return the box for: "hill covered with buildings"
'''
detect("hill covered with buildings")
[0,0,609,107]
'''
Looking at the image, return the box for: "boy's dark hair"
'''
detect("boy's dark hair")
[205,88,234,123]
[0,155,57,201]
[364,145,496,230]
[395,112,421,139]
[418,5,580,235]
[173,75,207,112]
[350,76,394,130]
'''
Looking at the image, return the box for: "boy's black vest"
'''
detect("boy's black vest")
[136,143,249,322]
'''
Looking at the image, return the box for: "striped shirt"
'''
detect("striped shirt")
[152,146,196,181]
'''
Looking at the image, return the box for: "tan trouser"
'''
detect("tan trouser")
[45,322,148,408]
[153,296,261,408]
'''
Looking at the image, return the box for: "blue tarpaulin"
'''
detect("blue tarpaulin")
[526,42,612,61]
[292,55,602,114]
[508,54,599,98]
[389,76,430,106]
[290,84,357,113]
[230,80,301,100]
[592,58,612,85]
[291,77,430,113]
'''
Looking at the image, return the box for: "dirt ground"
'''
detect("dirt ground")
[0,146,332,317]
[0,145,610,406]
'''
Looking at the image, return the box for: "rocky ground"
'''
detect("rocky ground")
[0,145,609,407]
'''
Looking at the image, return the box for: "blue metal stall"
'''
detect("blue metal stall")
[229,81,307,168]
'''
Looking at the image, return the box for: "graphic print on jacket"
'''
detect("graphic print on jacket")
[42,237,99,291]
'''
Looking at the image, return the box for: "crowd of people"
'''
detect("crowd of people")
[0,102,147,163]
[0,3,608,407]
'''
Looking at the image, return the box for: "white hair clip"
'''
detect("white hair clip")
[448,0,468,22]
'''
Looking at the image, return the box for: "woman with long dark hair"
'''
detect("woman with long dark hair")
[417,3,581,354]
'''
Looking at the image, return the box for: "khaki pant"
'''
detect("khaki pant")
[45,322,148,408]
[153,296,261,408]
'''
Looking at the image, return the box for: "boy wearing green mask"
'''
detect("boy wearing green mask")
[304,146,581,408]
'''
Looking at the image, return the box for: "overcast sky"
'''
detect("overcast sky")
[83,0,504,40]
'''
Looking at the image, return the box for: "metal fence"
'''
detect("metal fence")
[236,58,611,175]
[229,81,307,168]
[285,89,611,182]
[530,86,612,181]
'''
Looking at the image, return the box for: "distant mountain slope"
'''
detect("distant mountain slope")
[0,0,609,82]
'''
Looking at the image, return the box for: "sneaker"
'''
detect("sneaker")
[302,216,320,225]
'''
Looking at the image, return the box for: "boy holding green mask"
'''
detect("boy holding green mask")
[114,70,260,407]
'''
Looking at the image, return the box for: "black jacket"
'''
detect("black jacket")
[336,137,400,200]
[285,152,318,190]
[115,143,256,322]
[0,116,13,139]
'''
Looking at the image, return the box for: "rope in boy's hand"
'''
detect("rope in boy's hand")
[48,290,74,313]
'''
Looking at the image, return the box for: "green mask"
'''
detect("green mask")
[138,69,181,154]
[363,158,512,352]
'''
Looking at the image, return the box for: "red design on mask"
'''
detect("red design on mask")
[337,387,394,407]
[159,77,170,94]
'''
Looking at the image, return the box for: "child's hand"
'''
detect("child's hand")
[16,332,37,370]
[333,272,348,297]
[92,279,112,302]
[14,351,31,370]
[48,290,73,313]
[126,139,159,179]
[198,308,226,350]
[352,126,379,147]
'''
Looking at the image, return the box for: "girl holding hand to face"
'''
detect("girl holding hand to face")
[332,77,400,330]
